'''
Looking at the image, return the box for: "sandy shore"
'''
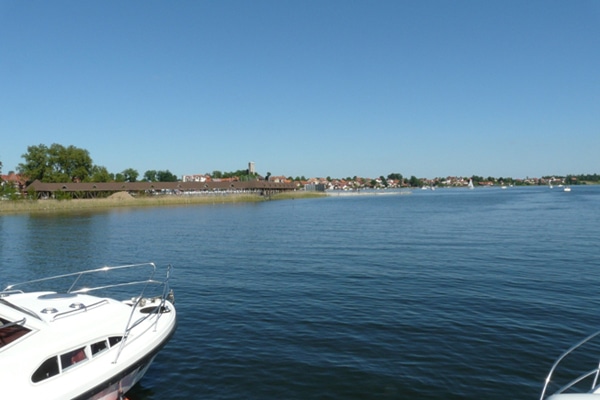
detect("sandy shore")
[0,191,326,215]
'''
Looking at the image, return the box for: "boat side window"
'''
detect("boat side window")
[91,340,108,356]
[32,357,59,383]
[0,317,32,348]
[60,347,87,370]
[109,336,122,347]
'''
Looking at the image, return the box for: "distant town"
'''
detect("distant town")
[1,144,599,200]
[2,159,598,199]
[182,169,597,190]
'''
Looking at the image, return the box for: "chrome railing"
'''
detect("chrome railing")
[540,329,600,399]
[112,264,173,364]
[2,262,159,295]
[0,317,26,331]
[1,263,174,364]
[52,299,109,321]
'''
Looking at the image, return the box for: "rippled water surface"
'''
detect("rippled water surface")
[2,186,600,399]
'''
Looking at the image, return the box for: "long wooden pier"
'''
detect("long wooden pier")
[25,180,299,199]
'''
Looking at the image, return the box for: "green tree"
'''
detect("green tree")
[156,170,178,182]
[56,144,93,182]
[17,144,52,183]
[122,168,139,182]
[18,143,93,184]
[144,170,158,182]
[143,169,178,182]
[380,176,388,187]
[90,166,113,182]
[471,175,484,185]
[387,173,403,181]
[0,181,18,200]
[409,175,421,187]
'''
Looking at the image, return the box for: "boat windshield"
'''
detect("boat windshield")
[0,317,31,348]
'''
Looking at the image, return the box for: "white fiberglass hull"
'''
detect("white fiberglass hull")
[0,263,177,400]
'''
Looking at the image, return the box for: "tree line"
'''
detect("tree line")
[15,143,178,184]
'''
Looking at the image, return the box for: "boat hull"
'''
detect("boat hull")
[75,317,176,400]
[0,263,177,400]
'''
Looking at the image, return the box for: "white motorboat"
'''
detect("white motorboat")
[540,330,600,399]
[0,263,177,400]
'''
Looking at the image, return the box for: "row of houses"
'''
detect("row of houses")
[182,173,290,184]
[0,172,27,192]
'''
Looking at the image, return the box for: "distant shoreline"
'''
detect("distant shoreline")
[0,191,326,215]
[325,189,412,197]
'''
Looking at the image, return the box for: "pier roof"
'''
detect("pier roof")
[26,180,297,195]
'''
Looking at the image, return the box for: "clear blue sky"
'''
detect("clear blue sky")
[1,0,599,180]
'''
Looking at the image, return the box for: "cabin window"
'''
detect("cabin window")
[108,336,122,347]
[91,340,108,356]
[60,347,87,370]
[32,357,59,383]
[0,317,31,348]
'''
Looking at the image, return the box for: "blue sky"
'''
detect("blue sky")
[1,1,598,180]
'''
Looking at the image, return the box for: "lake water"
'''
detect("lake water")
[1,186,600,400]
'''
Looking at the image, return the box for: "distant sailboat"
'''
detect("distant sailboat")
[468,179,474,190]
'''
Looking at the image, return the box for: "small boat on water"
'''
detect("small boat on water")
[540,329,600,399]
[0,262,176,400]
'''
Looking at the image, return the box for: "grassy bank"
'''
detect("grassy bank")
[0,191,326,215]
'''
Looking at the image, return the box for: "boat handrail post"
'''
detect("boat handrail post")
[540,329,600,400]
[52,299,109,321]
[112,264,171,364]
[152,265,172,333]
[0,317,26,331]
[67,272,85,294]
[592,361,600,390]
[557,369,599,396]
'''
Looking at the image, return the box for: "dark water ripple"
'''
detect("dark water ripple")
[1,186,600,399]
